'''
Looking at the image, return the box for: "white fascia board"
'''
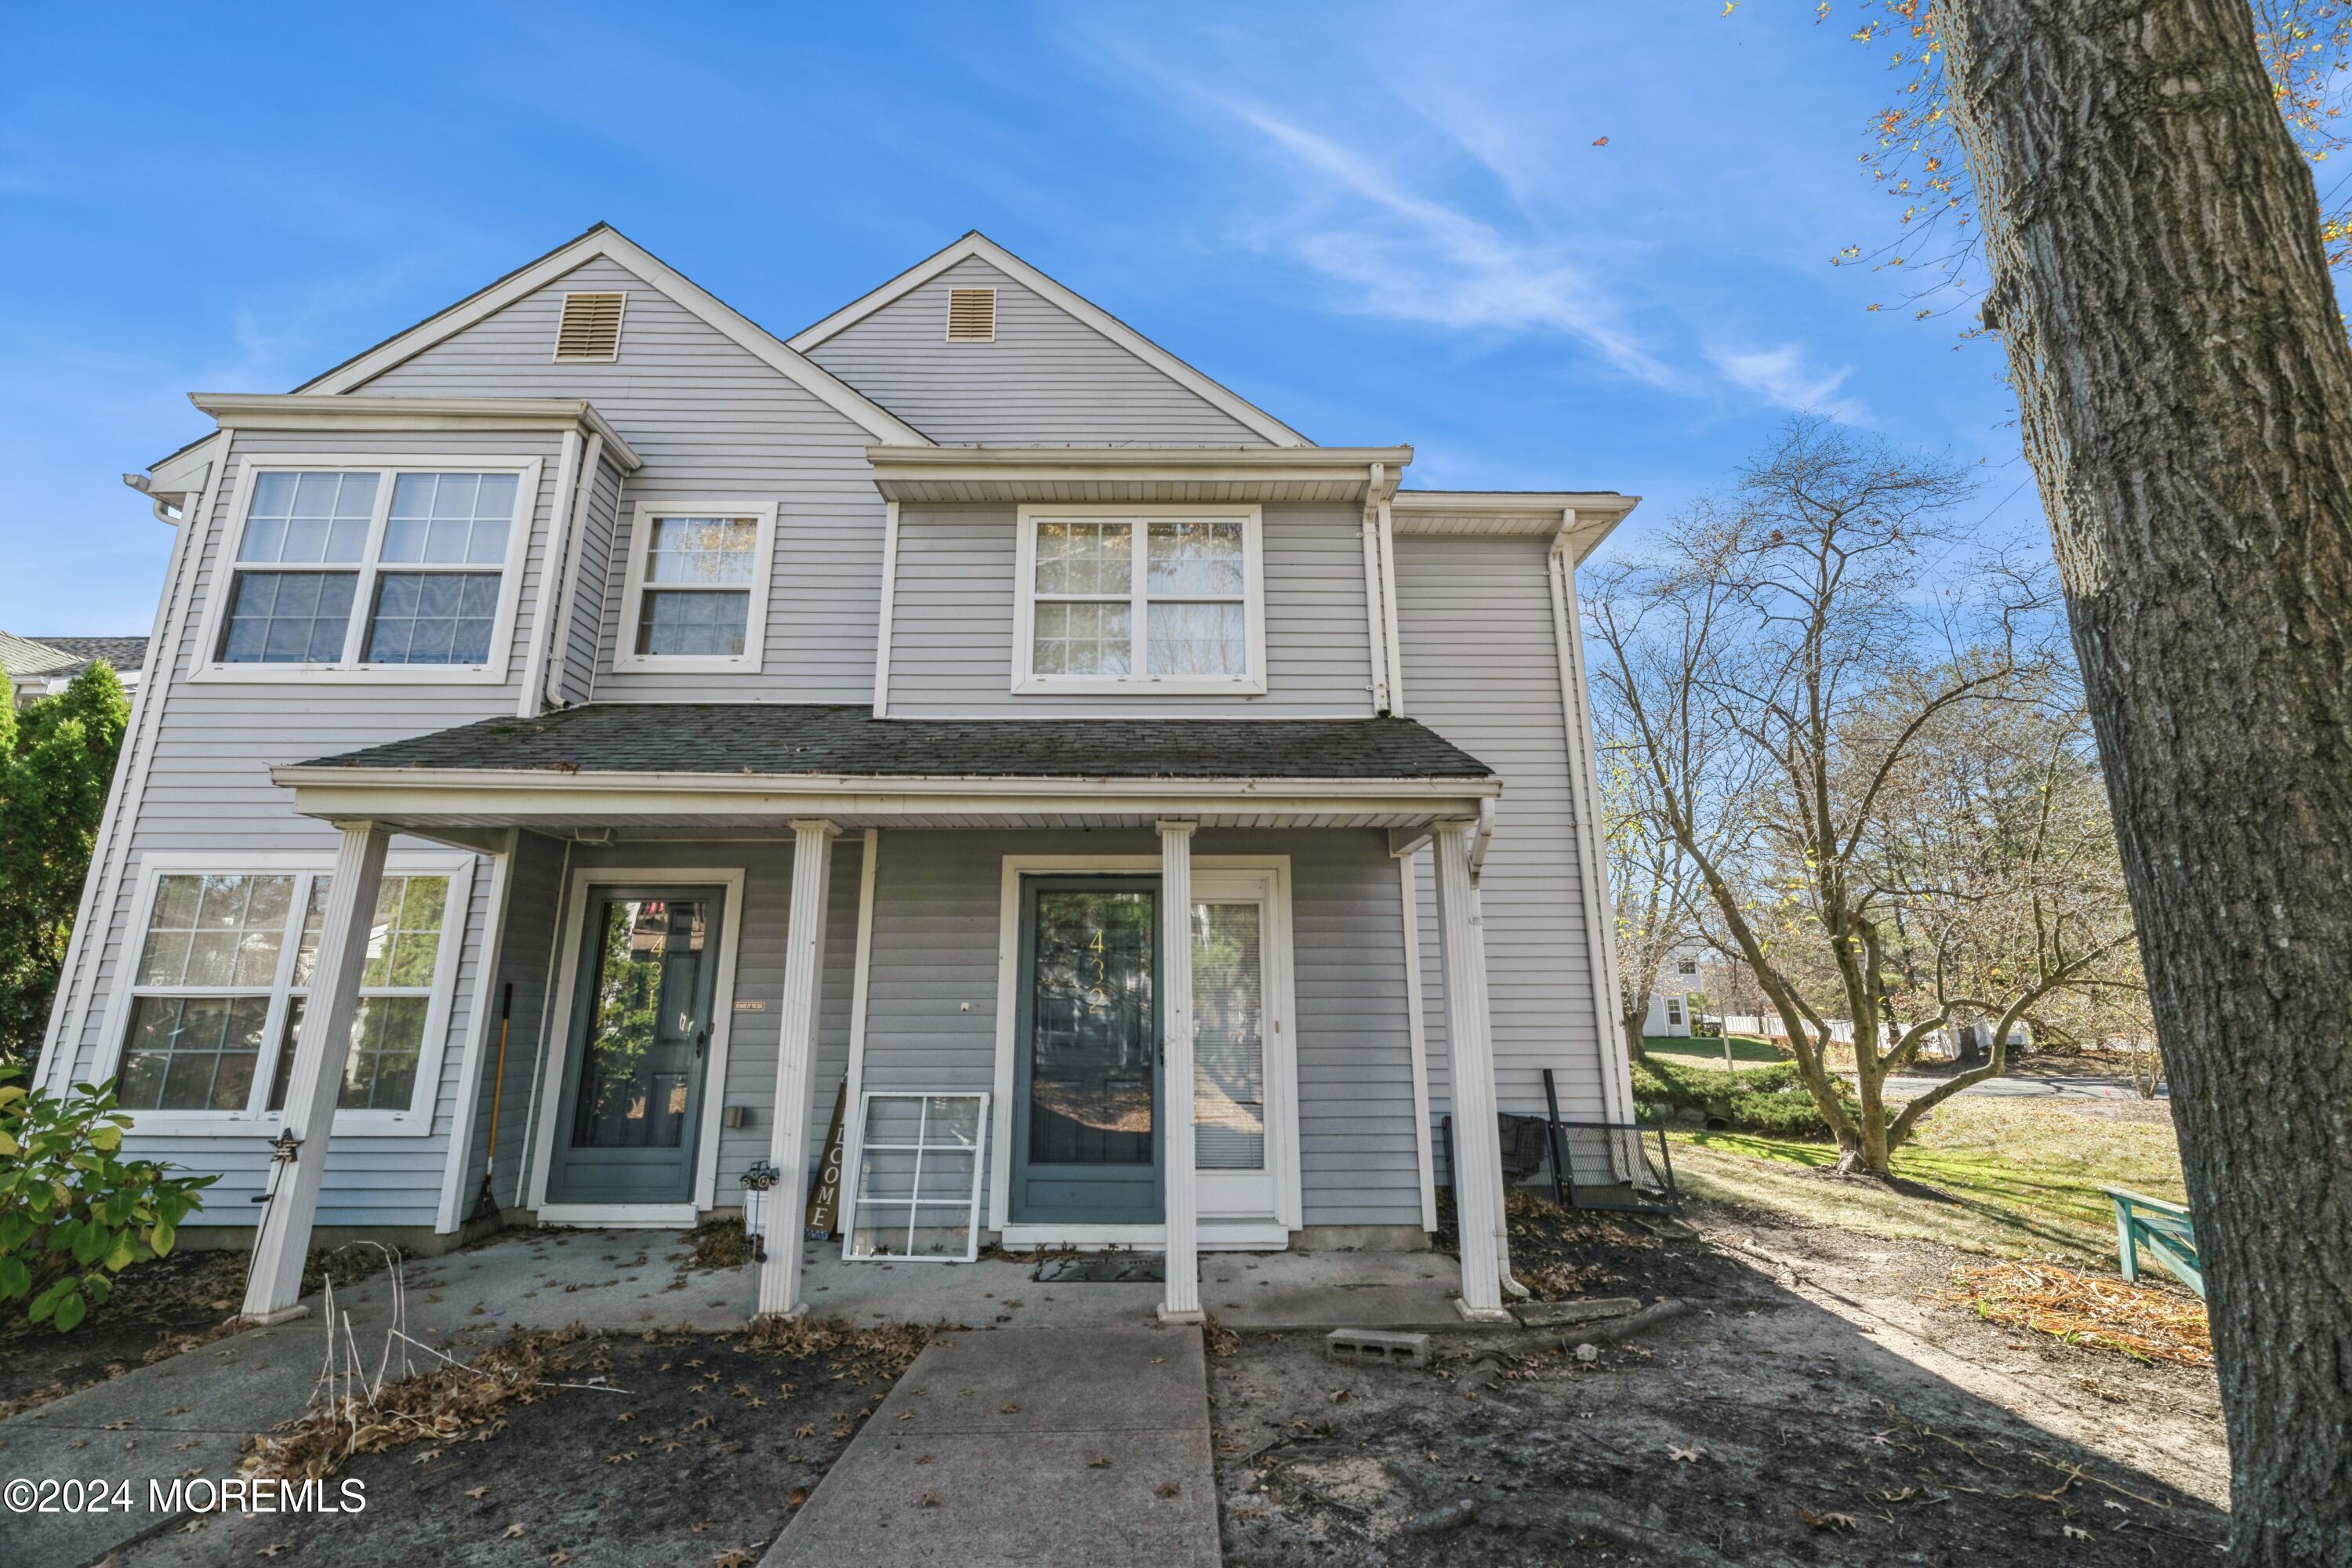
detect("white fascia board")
[789,232,1314,448]
[271,769,1500,825]
[864,443,1412,501]
[1392,490,1642,564]
[187,394,645,473]
[284,226,931,448]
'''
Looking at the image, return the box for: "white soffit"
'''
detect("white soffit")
[862,444,1413,504]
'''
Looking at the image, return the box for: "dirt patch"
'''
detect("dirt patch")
[1214,1197,2227,1564]
[0,1243,393,1421]
[122,1320,927,1567]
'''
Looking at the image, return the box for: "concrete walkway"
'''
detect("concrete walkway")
[764,1325,1219,1567]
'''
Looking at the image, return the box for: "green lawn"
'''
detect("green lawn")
[1642,1033,1784,1066]
[1668,1094,2187,1271]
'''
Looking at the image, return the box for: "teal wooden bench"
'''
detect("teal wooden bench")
[2101,1186,2201,1300]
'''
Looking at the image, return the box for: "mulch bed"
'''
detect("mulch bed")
[138,1319,928,1567]
[0,1243,392,1421]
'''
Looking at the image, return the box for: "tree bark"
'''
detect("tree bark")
[1936,3,2352,1560]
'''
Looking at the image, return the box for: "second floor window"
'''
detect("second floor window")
[615,499,779,673]
[1014,504,1266,695]
[204,461,538,681]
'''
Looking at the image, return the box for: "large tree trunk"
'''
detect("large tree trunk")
[1936,3,2352,1561]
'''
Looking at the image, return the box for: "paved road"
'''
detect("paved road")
[1882,1073,2165,1102]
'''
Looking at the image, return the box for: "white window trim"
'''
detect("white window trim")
[611,498,779,675]
[985,853,1300,1243]
[840,1091,988,1262]
[526,867,747,1219]
[189,455,542,686]
[1011,503,1268,697]
[94,849,476,1139]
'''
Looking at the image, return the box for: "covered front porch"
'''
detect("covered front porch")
[242,704,1525,1329]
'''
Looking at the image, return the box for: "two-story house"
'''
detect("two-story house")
[38,226,1639,1327]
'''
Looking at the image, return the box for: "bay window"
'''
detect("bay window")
[1014,504,1265,694]
[201,459,539,682]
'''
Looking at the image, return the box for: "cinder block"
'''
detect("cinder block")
[1324,1328,1432,1368]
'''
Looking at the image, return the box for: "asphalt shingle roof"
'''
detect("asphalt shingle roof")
[27,637,149,673]
[297,703,1493,782]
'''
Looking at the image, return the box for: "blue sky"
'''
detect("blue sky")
[0,2,2041,634]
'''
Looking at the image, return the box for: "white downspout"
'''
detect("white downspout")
[1360,463,1392,714]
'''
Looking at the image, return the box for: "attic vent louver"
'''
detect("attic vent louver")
[554,292,626,361]
[946,287,996,342]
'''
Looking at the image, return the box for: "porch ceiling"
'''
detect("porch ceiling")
[268,702,1500,847]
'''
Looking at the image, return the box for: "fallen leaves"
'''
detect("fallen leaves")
[1940,1262,2211,1367]
[1801,1509,1859,1532]
[500,1523,526,1541]
[1668,1444,1707,1463]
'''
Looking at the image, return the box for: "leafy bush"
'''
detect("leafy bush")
[1632,1054,1860,1140]
[0,1065,216,1333]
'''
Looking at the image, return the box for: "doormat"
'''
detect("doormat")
[1033,1254,1166,1283]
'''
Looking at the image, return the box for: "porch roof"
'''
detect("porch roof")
[270,703,1501,844]
[294,702,1491,780]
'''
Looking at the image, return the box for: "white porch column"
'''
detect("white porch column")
[241,821,388,1322]
[1156,819,1203,1323]
[1433,821,1512,1321]
[756,818,840,1319]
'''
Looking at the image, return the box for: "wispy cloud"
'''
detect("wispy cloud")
[1705,343,1867,422]
[1215,101,1677,387]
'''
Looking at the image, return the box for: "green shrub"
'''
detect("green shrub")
[0,1065,216,1333]
[1632,1054,1859,1140]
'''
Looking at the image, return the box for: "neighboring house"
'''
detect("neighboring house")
[38,226,1640,1327]
[0,631,147,707]
[1642,942,1709,1038]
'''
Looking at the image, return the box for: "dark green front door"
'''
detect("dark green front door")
[546,888,723,1206]
[1010,877,1163,1225]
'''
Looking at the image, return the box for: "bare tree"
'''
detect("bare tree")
[1927,5,2352,1555]
[1595,711,1706,1060]
[1589,419,2136,1171]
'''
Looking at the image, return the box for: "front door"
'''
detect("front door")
[546,887,723,1207]
[1010,877,1162,1224]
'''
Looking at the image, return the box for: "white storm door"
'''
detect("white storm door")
[1189,872,1289,1223]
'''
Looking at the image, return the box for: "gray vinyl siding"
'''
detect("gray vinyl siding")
[358,256,887,705]
[885,503,1375,717]
[1393,535,1612,1136]
[856,828,1419,1229]
[499,839,865,1210]
[461,830,567,1213]
[804,256,1274,447]
[557,457,624,706]
[68,425,563,1228]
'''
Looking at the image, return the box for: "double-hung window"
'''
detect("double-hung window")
[1014,504,1266,695]
[613,499,779,673]
[108,856,471,1133]
[201,459,539,682]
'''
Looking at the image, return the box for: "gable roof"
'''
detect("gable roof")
[292,223,930,446]
[787,233,1312,448]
